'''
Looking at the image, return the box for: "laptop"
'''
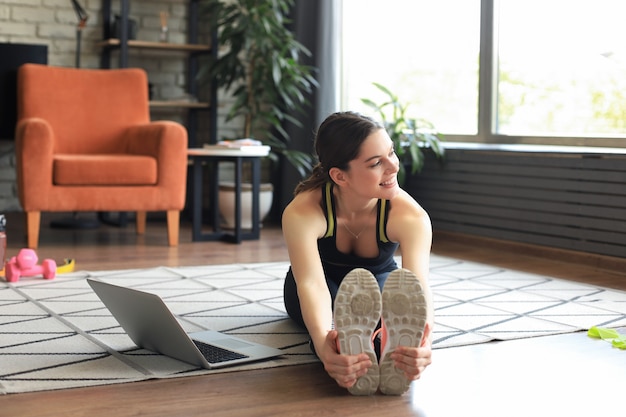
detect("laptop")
[87,278,283,369]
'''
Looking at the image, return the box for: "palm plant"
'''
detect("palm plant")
[361,82,445,185]
[198,0,318,178]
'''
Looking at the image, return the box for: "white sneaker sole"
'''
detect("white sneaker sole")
[334,268,382,396]
[379,268,428,395]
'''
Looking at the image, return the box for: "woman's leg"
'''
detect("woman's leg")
[283,267,342,327]
[283,268,306,328]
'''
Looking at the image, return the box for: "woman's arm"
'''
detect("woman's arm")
[385,190,434,380]
[386,189,434,326]
[282,192,374,388]
[282,192,332,346]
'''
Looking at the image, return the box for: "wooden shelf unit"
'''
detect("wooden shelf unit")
[98,38,211,52]
[99,0,217,148]
[149,100,210,109]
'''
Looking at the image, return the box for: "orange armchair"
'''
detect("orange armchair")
[15,64,188,248]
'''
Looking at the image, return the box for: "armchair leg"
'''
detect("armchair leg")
[166,210,180,246]
[136,211,147,235]
[25,211,41,249]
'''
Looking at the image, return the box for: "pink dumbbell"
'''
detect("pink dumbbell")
[4,248,57,283]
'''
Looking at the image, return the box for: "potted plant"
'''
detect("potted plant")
[198,0,317,228]
[361,82,445,186]
[198,0,317,176]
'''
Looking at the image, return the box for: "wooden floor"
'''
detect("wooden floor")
[2,212,625,417]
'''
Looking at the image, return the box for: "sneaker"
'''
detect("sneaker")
[334,268,382,396]
[379,268,428,395]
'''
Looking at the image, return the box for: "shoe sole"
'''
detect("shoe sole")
[334,268,382,396]
[379,268,428,395]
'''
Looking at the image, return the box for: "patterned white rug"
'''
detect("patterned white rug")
[1,255,625,394]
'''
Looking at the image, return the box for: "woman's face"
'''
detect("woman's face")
[343,128,400,199]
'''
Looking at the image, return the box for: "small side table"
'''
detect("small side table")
[187,146,271,243]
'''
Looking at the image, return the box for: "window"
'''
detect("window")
[341,0,626,147]
[341,0,481,135]
[497,0,626,137]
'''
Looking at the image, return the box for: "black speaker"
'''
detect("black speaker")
[0,43,48,140]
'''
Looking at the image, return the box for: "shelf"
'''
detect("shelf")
[100,0,217,148]
[99,38,210,52]
[150,100,209,109]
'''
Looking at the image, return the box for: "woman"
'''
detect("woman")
[282,111,434,395]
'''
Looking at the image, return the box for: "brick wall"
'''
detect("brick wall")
[0,0,191,81]
[0,0,239,212]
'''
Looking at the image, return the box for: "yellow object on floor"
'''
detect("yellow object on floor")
[57,258,75,274]
[588,326,626,349]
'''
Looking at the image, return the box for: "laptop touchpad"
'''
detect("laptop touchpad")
[215,338,254,350]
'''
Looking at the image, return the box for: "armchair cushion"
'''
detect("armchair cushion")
[53,154,157,185]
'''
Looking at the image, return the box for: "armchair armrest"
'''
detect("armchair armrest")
[124,121,188,190]
[14,117,55,210]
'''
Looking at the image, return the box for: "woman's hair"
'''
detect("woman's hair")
[294,111,384,195]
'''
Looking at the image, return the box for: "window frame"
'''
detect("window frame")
[340,0,626,150]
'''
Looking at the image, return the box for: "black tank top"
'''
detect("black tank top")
[317,182,399,287]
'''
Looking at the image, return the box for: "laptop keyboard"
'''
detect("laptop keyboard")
[193,340,249,363]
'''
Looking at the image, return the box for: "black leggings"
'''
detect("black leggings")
[283,267,391,329]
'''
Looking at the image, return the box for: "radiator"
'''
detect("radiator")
[405,146,626,258]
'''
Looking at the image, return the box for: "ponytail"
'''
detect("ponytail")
[293,111,382,196]
[294,162,328,195]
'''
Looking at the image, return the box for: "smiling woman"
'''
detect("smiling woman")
[281,111,434,395]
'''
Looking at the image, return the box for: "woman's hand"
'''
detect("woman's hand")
[317,330,374,389]
[388,323,433,381]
